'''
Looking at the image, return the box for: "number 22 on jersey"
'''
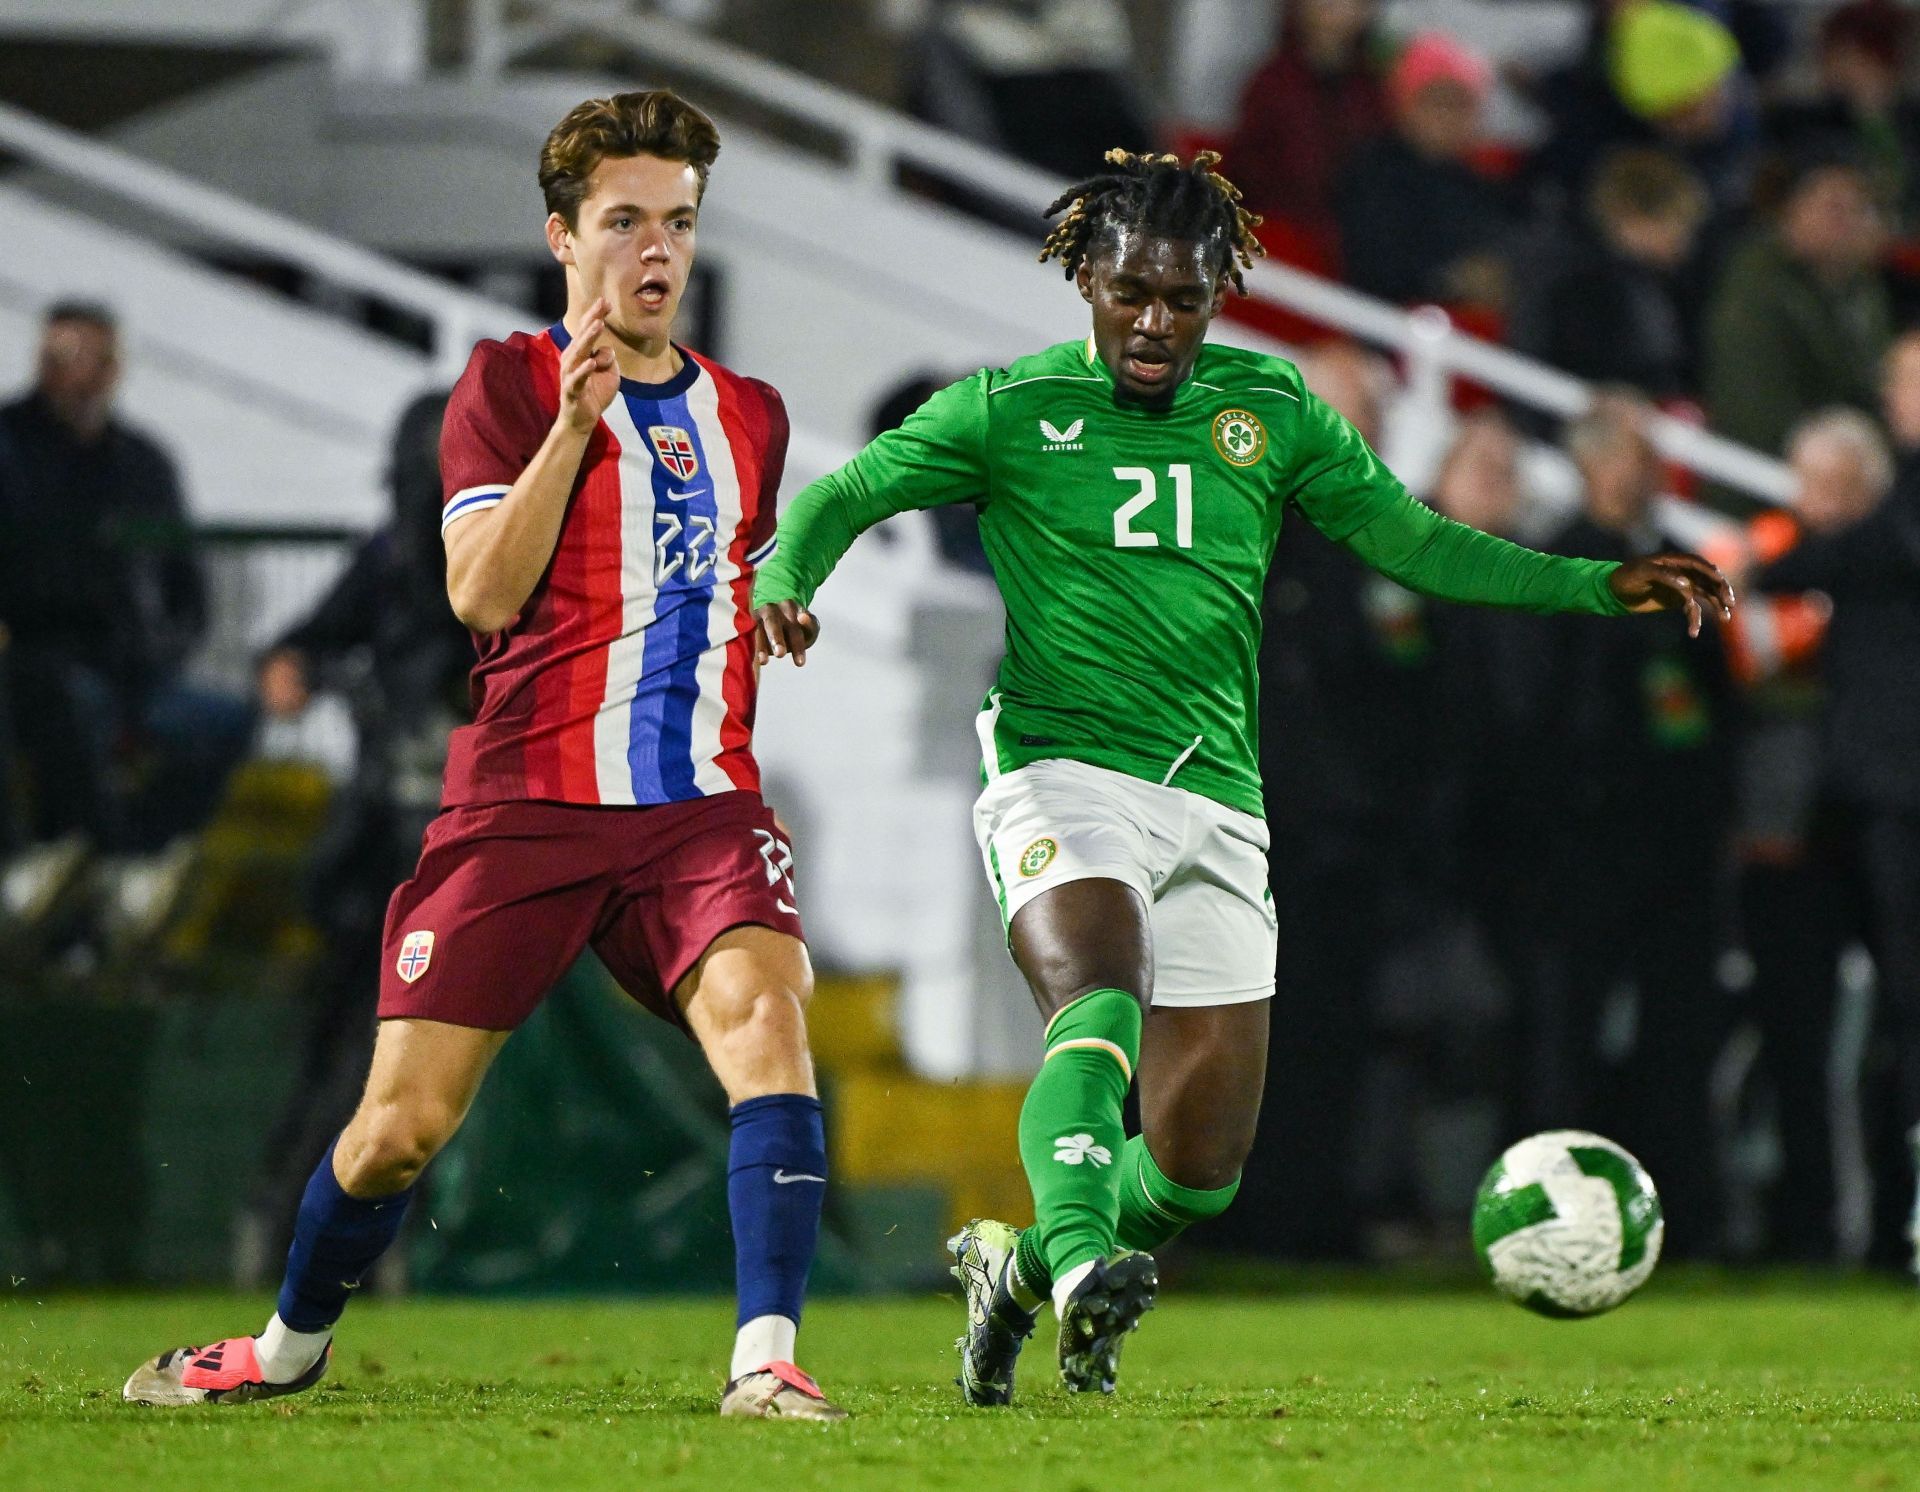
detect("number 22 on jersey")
[1113,465,1194,549]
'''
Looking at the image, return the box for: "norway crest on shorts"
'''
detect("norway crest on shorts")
[396,929,435,984]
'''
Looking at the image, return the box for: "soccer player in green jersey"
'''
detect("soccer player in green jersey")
[751,149,1733,1402]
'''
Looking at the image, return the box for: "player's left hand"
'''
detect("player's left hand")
[1607,552,1735,638]
[752,600,820,666]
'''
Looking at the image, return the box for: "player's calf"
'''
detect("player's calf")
[680,927,844,1416]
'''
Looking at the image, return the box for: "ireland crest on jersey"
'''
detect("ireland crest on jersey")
[1212,408,1266,468]
[648,425,700,481]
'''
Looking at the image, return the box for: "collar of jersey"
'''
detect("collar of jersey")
[1082,331,1207,408]
[547,323,701,399]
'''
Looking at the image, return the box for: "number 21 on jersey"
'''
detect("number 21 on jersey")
[1113,465,1193,549]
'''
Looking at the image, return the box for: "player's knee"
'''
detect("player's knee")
[706,982,810,1062]
[337,1101,460,1194]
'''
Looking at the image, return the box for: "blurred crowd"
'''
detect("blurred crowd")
[0,303,466,1281]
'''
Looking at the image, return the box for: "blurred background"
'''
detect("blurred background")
[1,0,1917,1299]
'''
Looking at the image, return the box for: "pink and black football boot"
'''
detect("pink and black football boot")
[718,1360,848,1421]
[123,1335,330,1406]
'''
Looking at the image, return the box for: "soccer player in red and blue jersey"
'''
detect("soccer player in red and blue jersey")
[124,91,845,1422]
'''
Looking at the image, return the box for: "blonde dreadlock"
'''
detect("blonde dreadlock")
[1039,148,1265,294]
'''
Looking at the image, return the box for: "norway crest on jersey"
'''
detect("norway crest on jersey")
[648,425,701,482]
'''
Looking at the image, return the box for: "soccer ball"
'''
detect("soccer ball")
[1472,1130,1663,1318]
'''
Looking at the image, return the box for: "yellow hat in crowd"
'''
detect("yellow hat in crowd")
[1610,0,1741,120]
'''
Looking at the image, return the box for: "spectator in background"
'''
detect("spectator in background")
[1419,410,1566,1155]
[1754,400,1920,1269]
[1223,0,1386,262]
[1337,32,1512,313]
[236,391,471,1282]
[903,0,1154,179]
[0,303,250,873]
[0,422,24,862]
[1510,148,1708,400]
[1532,0,1754,221]
[1766,1,1920,234]
[1226,339,1430,1260]
[1703,149,1890,465]
[1541,391,1736,1253]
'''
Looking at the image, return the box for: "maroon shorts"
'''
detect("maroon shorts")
[377,792,804,1031]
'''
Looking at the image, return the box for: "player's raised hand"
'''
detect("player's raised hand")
[558,297,620,434]
[752,600,820,667]
[1607,552,1736,638]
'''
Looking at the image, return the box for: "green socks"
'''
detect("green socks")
[1115,1135,1240,1252]
[1016,989,1142,1283]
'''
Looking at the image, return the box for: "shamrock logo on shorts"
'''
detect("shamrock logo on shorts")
[1018,837,1058,878]
[1053,1133,1112,1167]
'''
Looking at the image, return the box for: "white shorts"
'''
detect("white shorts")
[973,757,1278,1007]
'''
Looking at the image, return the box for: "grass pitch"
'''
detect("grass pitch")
[3,1274,1917,1491]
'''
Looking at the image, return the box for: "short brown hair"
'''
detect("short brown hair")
[1588,148,1707,229]
[539,90,721,226]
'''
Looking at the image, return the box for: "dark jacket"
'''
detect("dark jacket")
[1756,466,1920,812]
[1336,135,1512,306]
[1541,517,1736,827]
[1702,232,1891,460]
[1225,26,1387,248]
[0,392,206,685]
[1509,225,1694,398]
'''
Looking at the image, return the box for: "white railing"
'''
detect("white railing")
[464,0,1067,201]
[0,98,521,380]
[462,0,1795,507]
[0,97,862,502]
[0,0,427,82]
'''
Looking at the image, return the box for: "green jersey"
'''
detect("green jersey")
[754,338,1628,816]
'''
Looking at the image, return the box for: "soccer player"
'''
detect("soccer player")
[123,91,846,1422]
[751,149,1733,1402]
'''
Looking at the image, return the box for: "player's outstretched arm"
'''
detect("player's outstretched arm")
[1341,495,1734,630]
[1289,388,1734,631]
[444,298,619,633]
[1605,552,1737,638]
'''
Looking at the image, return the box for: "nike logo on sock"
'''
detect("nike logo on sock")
[772,1169,826,1185]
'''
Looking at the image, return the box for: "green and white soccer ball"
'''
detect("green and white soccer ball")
[1472,1130,1663,1318]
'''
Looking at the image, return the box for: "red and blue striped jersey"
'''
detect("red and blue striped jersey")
[436,326,785,807]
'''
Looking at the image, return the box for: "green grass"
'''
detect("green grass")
[3,1275,1918,1490]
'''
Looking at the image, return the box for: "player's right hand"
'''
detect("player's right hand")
[752,600,820,667]
[558,297,620,434]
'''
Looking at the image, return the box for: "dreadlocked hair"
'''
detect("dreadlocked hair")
[1038,148,1265,294]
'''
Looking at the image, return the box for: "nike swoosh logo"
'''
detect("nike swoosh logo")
[659,487,710,504]
[773,1170,825,1185]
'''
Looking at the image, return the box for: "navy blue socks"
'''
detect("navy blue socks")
[275,1140,415,1333]
[726,1093,826,1374]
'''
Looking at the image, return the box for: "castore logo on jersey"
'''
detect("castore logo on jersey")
[1039,418,1084,452]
